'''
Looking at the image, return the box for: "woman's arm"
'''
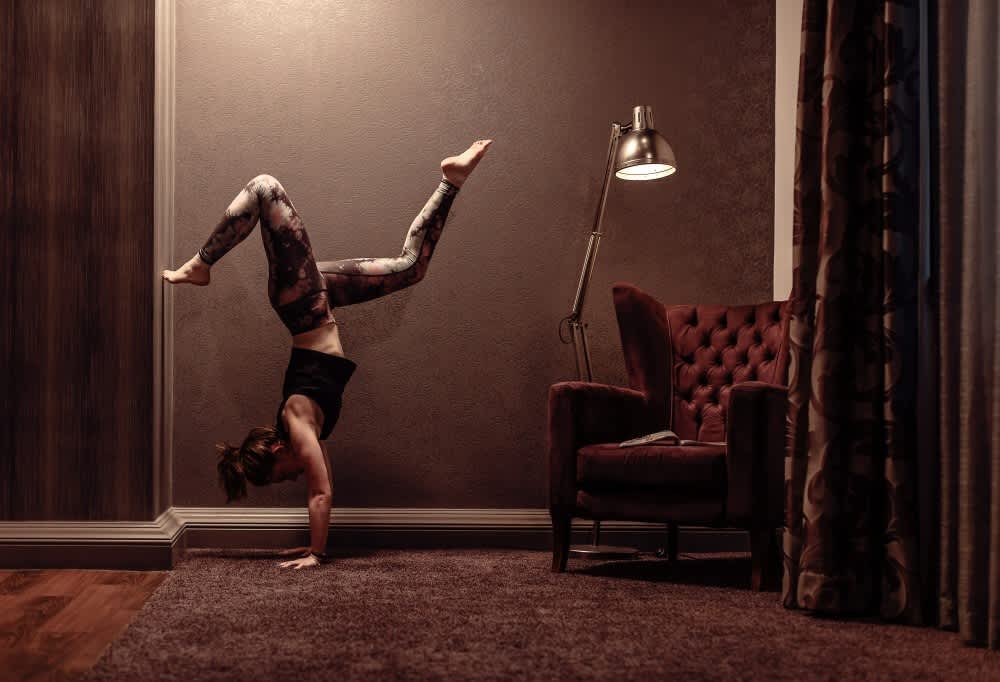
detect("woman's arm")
[286,413,333,561]
[296,428,332,555]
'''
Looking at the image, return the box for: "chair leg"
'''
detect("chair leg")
[750,528,780,591]
[666,522,679,561]
[551,514,571,573]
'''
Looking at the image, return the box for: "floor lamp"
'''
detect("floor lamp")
[560,104,676,559]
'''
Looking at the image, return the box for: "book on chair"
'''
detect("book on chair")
[618,430,726,448]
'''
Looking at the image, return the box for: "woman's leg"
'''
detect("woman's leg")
[317,179,458,307]
[318,139,492,307]
[165,139,492,313]
[163,174,336,334]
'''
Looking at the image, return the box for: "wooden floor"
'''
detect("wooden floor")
[0,569,167,681]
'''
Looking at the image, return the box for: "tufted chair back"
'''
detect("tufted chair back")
[613,283,790,442]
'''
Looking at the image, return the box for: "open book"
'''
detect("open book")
[618,430,726,448]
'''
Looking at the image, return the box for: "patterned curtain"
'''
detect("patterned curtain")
[783,0,922,621]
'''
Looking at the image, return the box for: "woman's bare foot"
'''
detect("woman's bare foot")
[162,253,211,286]
[441,139,493,188]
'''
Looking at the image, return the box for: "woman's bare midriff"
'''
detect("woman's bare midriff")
[291,320,346,357]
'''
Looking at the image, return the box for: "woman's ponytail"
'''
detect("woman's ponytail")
[214,426,281,503]
[216,441,247,503]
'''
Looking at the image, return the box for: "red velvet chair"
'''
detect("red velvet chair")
[548,282,790,590]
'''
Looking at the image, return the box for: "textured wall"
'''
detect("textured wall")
[172,0,774,508]
[1,0,154,520]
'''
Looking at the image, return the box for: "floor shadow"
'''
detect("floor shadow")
[572,552,768,590]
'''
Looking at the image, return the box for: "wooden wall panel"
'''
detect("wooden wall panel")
[1,0,155,520]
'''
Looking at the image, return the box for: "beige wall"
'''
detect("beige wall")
[172,0,775,508]
[774,0,802,299]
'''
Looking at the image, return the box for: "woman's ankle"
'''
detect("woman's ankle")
[439,177,461,194]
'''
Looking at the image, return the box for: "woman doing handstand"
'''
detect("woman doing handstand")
[163,139,492,569]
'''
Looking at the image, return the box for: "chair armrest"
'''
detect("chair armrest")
[725,381,787,528]
[547,381,655,514]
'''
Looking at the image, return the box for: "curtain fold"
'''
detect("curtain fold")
[783,0,922,621]
[934,0,1000,649]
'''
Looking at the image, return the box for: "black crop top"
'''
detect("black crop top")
[275,348,357,442]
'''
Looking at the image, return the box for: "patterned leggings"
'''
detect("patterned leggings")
[197,174,459,335]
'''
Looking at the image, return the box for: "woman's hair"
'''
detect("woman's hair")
[216,425,283,503]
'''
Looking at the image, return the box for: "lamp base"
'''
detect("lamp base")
[568,544,640,560]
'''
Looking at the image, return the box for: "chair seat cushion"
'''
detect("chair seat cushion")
[576,442,727,493]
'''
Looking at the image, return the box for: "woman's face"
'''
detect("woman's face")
[269,442,302,483]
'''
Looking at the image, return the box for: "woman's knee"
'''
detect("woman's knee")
[248,173,282,192]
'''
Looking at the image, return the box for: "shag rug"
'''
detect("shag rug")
[77,549,998,681]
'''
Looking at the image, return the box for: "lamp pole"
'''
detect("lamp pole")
[560,105,676,560]
[561,116,637,561]
[565,120,628,382]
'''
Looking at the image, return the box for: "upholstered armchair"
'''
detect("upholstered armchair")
[547,282,790,590]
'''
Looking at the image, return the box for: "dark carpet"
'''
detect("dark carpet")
[77,549,998,681]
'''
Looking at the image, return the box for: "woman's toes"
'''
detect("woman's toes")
[440,139,492,187]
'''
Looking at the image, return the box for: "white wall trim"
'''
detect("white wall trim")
[0,507,659,545]
[0,509,184,570]
[0,507,706,542]
[173,506,664,531]
[153,0,176,516]
[0,508,184,544]
[0,507,746,568]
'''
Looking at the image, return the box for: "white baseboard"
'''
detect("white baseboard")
[176,506,664,530]
[0,508,186,570]
[0,508,747,570]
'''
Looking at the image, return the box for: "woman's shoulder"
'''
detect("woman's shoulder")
[280,395,324,435]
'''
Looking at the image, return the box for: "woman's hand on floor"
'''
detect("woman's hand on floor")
[276,546,312,558]
[278,554,320,569]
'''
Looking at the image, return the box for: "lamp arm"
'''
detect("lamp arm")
[567,121,624,322]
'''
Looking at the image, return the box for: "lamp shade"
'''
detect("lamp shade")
[614,105,676,180]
